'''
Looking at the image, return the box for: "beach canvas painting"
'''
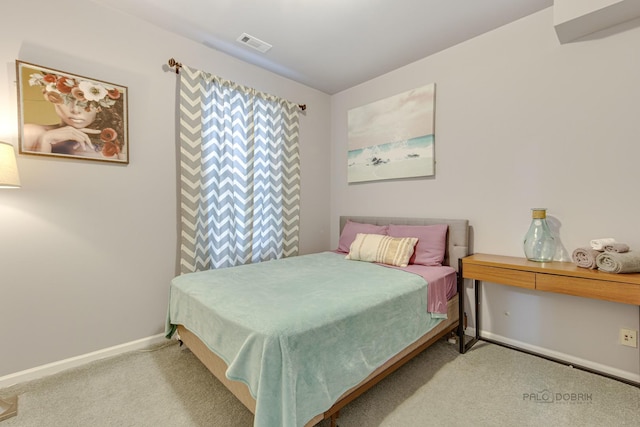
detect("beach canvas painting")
[347,84,435,183]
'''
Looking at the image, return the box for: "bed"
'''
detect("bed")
[166,215,469,427]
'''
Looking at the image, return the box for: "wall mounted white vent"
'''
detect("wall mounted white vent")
[236,33,272,53]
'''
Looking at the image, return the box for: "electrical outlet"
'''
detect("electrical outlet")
[619,328,638,348]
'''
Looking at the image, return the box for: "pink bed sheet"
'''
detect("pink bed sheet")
[388,264,456,317]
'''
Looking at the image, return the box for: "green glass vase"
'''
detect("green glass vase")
[523,208,556,262]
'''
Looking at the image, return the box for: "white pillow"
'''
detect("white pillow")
[346,233,418,267]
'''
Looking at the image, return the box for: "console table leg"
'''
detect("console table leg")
[459,258,481,353]
[459,279,481,353]
[474,278,480,341]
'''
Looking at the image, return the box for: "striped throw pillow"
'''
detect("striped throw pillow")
[346,233,418,267]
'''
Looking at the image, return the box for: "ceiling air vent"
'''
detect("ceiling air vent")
[236,33,272,53]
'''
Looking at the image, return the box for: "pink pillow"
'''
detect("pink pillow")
[337,221,388,253]
[388,224,448,266]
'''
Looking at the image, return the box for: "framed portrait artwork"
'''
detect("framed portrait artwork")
[16,60,129,164]
[347,83,435,183]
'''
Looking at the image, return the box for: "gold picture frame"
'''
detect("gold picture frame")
[16,60,129,164]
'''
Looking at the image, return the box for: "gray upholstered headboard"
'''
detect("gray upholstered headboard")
[339,216,469,272]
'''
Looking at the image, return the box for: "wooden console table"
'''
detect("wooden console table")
[458,253,640,385]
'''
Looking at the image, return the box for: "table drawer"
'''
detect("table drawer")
[536,274,640,305]
[463,264,535,289]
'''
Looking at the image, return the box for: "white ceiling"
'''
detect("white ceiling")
[91,0,553,94]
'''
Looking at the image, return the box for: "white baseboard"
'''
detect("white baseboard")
[0,333,168,389]
[464,328,640,383]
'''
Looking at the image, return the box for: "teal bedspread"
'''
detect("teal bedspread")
[166,251,442,427]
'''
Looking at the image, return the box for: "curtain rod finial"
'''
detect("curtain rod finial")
[168,58,182,74]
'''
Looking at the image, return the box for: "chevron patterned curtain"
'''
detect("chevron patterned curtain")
[178,66,301,273]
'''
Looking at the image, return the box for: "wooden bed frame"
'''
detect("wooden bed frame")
[176,216,469,426]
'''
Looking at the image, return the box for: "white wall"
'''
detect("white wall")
[330,8,640,381]
[0,0,331,377]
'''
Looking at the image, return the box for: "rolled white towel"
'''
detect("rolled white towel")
[590,238,616,251]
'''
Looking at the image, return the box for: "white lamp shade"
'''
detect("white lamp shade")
[0,142,21,188]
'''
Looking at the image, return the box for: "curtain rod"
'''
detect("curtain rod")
[167,58,307,111]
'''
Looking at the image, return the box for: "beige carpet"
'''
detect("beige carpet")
[1,339,638,426]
